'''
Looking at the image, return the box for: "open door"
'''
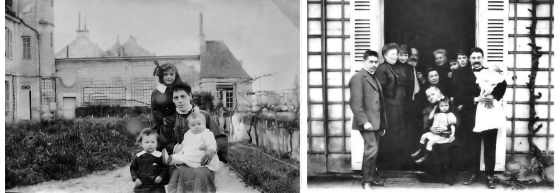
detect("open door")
[62,97,76,119]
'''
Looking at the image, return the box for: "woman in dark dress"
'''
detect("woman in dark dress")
[162,82,229,193]
[373,43,409,169]
[450,59,478,143]
[417,87,461,185]
[151,62,183,153]
[397,45,420,169]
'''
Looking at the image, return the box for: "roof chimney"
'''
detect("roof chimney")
[199,13,206,57]
[76,13,90,38]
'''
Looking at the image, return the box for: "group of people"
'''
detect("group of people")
[129,62,228,193]
[349,43,507,190]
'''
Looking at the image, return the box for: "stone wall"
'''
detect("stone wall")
[229,112,300,161]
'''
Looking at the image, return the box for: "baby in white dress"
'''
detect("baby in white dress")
[165,109,220,171]
[477,64,504,108]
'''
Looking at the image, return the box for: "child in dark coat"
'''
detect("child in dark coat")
[130,128,168,193]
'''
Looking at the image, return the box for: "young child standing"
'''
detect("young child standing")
[411,96,457,164]
[164,107,220,171]
[130,128,168,193]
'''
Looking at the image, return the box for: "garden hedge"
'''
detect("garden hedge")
[5,117,149,189]
[228,142,299,193]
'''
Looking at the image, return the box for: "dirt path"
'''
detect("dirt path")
[7,163,259,193]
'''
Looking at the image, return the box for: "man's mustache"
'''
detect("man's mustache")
[473,62,481,66]
[409,58,417,62]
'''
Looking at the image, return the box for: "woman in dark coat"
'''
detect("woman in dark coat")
[417,87,462,185]
[374,43,409,169]
[450,61,478,143]
[162,82,229,193]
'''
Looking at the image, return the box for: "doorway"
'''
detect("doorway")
[62,97,76,119]
[384,0,476,71]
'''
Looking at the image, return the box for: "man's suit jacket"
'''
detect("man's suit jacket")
[349,68,388,131]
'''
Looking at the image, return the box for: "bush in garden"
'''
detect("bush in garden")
[228,142,299,193]
[5,117,149,189]
[75,105,150,118]
[192,91,215,112]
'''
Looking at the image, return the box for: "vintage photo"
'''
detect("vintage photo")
[305,0,555,191]
[5,0,299,192]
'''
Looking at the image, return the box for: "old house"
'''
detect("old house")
[54,14,253,119]
[5,0,56,123]
[305,0,554,175]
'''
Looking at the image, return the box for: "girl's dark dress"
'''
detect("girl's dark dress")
[130,151,168,193]
[151,87,176,152]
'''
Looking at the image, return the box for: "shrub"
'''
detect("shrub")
[228,143,299,193]
[75,105,150,118]
[5,117,149,189]
[192,91,215,112]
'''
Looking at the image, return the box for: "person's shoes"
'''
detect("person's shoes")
[411,149,422,158]
[371,180,384,187]
[463,174,477,185]
[415,155,427,164]
[486,176,495,189]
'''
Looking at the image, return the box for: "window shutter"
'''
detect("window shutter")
[477,0,508,172]
[350,0,374,75]
[478,0,509,70]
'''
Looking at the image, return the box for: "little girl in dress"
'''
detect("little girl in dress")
[473,64,507,132]
[164,107,220,171]
[411,96,456,164]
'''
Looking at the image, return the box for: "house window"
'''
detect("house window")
[5,28,13,59]
[217,85,234,108]
[22,36,31,59]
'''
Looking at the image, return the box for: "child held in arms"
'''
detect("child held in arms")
[130,128,168,193]
[164,107,220,171]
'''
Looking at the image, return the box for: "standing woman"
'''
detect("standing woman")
[374,43,409,169]
[151,62,183,153]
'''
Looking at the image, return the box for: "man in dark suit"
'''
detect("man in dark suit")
[349,50,387,189]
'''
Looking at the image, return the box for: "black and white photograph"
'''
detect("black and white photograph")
[304,0,555,191]
[5,0,300,192]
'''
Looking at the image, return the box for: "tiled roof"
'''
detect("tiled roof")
[201,40,252,80]
[55,35,106,58]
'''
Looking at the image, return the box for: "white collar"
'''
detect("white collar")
[156,84,167,93]
[363,67,374,75]
[176,107,192,115]
[136,150,162,157]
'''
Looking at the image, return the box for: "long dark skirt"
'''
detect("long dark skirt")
[167,165,216,193]
[420,142,462,185]
[133,184,166,193]
[378,86,411,170]
[456,108,478,170]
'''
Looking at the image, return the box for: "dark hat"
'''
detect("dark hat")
[457,49,466,56]
[169,81,192,94]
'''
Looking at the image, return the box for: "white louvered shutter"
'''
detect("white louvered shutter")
[349,0,383,170]
[477,0,508,172]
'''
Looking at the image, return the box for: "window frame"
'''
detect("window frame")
[22,36,31,60]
